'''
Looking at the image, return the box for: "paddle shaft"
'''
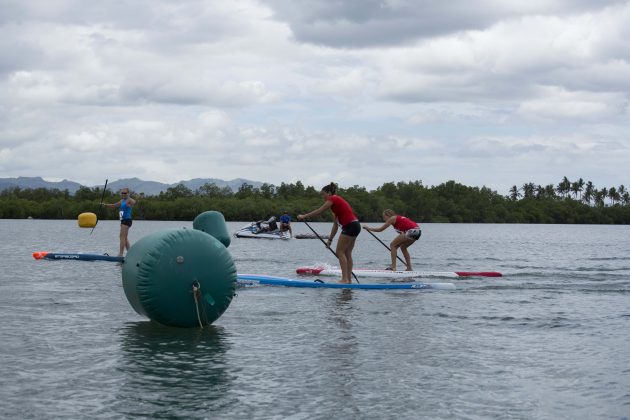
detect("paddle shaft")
[301,220,359,284]
[90,179,108,235]
[365,229,406,266]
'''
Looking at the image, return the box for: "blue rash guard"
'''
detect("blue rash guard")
[119,198,132,220]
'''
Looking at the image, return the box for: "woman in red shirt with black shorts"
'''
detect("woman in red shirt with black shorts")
[363,209,421,271]
[298,182,361,284]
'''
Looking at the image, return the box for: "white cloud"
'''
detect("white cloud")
[262,0,626,48]
[517,86,626,121]
[376,2,630,104]
[1,0,629,192]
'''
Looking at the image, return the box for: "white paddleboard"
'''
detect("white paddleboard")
[296,266,502,279]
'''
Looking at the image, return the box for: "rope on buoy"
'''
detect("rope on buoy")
[192,280,203,329]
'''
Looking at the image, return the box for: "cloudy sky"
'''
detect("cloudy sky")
[1,0,629,192]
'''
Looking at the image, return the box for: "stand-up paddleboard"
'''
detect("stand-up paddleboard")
[237,274,455,290]
[296,266,502,279]
[33,252,124,262]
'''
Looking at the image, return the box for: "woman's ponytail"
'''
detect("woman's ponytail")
[321,182,338,195]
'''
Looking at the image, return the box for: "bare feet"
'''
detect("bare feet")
[337,279,352,284]
[406,267,413,271]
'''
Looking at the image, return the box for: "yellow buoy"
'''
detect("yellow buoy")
[78,212,98,228]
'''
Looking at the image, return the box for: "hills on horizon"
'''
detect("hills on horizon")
[0,176,264,196]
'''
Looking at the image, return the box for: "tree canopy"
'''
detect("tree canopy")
[1,177,628,224]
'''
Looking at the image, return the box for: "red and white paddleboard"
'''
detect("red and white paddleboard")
[296,266,502,279]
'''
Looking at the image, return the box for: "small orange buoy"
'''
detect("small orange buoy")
[33,252,48,260]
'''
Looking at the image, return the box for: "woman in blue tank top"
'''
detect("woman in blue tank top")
[103,188,136,256]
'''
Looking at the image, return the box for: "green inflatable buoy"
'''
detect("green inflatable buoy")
[193,210,231,248]
[122,228,236,328]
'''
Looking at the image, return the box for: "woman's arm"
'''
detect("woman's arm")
[297,200,332,220]
[363,216,396,232]
[327,217,339,247]
[102,200,121,208]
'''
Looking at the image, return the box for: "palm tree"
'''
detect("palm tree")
[577,178,584,199]
[600,187,608,206]
[522,183,535,199]
[570,181,579,199]
[544,184,556,199]
[557,176,570,198]
[608,187,619,206]
[509,185,520,201]
[583,181,594,205]
[622,192,630,206]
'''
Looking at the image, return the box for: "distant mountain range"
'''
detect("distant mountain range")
[0,176,264,196]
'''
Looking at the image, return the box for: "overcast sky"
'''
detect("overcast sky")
[1,0,629,192]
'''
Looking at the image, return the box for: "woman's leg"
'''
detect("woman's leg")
[119,224,130,256]
[344,235,357,281]
[399,238,416,270]
[389,235,416,271]
[336,234,357,283]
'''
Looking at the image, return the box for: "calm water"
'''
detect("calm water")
[1,219,629,419]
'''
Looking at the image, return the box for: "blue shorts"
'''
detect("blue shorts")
[121,219,133,227]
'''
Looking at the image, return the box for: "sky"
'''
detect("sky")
[1,0,629,193]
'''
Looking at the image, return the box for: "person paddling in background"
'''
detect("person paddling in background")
[363,209,421,271]
[298,182,361,284]
[279,210,292,237]
[102,188,136,257]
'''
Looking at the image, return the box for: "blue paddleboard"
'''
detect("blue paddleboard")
[237,274,455,290]
[33,252,124,262]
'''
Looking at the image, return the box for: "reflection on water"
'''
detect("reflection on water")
[115,321,235,417]
[317,289,363,418]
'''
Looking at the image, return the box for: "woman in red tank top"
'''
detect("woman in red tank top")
[298,182,361,284]
[362,209,421,271]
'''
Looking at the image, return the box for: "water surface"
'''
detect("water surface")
[1,220,629,418]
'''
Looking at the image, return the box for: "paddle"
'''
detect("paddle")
[365,229,406,266]
[301,220,360,284]
[90,179,108,235]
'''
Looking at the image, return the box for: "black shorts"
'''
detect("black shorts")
[121,219,133,227]
[341,220,361,237]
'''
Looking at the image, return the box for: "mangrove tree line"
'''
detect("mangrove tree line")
[1,177,629,224]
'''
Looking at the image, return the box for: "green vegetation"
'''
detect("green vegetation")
[1,178,629,224]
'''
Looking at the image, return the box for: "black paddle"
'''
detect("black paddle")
[90,179,108,235]
[301,220,359,284]
[365,229,406,266]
